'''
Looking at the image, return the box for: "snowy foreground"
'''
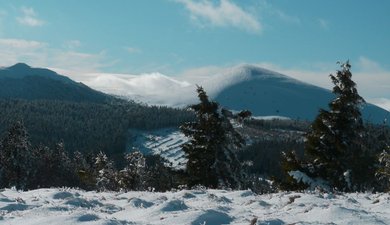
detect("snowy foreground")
[0,188,389,225]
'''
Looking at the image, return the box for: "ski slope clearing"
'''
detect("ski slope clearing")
[1,188,389,225]
[130,128,188,170]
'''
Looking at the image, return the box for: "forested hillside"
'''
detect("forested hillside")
[0,99,194,158]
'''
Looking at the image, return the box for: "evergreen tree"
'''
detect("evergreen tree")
[118,150,146,191]
[279,150,309,191]
[72,151,96,190]
[143,154,174,192]
[94,151,118,191]
[304,61,373,191]
[376,146,390,191]
[34,142,76,188]
[180,86,244,189]
[0,121,36,190]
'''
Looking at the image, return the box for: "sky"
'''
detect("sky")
[0,0,389,109]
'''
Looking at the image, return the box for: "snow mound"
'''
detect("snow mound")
[191,209,233,225]
[128,198,154,208]
[160,199,188,212]
[52,191,74,200]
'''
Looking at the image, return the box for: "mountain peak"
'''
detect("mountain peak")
[8,62,31,70]
[0,63,66,81]
[231,64,287,80]
[0,63,113,103]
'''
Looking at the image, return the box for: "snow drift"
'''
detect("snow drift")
[1,188,389,225]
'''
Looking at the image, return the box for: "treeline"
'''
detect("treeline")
[0,121,181,191]
[0,99,194,158]
[1,61,390,193]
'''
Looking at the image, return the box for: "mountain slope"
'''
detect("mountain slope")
[77,64,389,123]
[0,63,113,103]
[210,65,389,123]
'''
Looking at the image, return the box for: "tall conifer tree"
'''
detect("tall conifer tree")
[0,121,35,190]
[180,86,244,189]
[304,61,372,191]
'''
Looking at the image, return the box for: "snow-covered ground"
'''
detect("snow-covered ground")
[1,188,389,225]
[129,128,188,170]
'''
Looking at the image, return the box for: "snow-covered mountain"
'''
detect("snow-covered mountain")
[209,65,389,123]
[75,64,389,123]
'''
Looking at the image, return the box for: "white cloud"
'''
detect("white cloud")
[0,38,45,49]
[0,38,47,67]
[51,69,196,107]
[17,6,44,27]
[0,38,107,72]
[176,0,262,33]
[368,98,390,112]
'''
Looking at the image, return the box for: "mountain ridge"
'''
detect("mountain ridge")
[1,63,388,123]
[0,63,113,103]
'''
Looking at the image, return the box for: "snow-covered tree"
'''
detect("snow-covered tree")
[118,150,146,191]
[94,151,118,191]
[0,121,36,190]
[377,147,390,191]
[180,86,244,189]
[72,151,94,189]
[304,61,374,191]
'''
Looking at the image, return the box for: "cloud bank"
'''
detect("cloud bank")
[53,59,390,112]
[0,38,107,72]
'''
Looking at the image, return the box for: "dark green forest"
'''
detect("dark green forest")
[0,98,194,158]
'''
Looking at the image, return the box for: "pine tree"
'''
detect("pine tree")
[94,151,118,191]
[304,61,372,191]
[118,150,146,191]
[34,142,76,188]
[0,121,36,190]
[144,154,174,192]
[180,86,244,189]
[377,146,390,191]
[73,151,96,190]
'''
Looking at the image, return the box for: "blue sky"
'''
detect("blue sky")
[0,0,390,109]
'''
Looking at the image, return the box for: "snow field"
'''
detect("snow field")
[0,188,389,225]
[130,128,188,170]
